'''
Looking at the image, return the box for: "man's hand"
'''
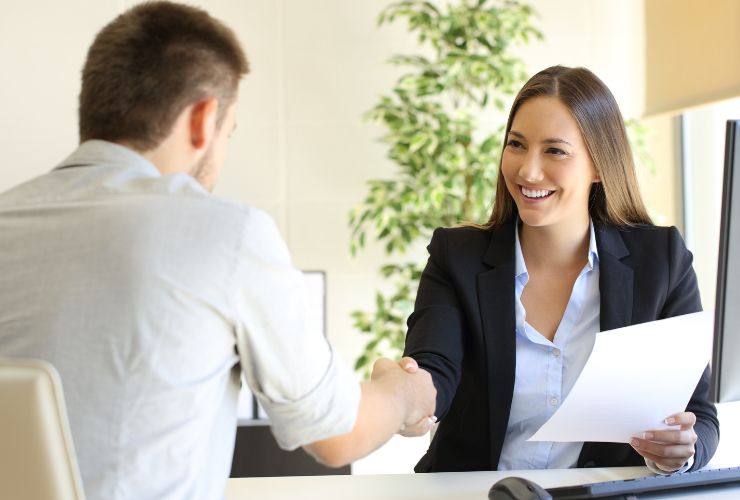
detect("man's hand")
[631,412,697,472]
[303,356,437,467]
[370,357,436,437]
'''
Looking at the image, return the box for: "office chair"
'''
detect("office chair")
[0,358,85,500]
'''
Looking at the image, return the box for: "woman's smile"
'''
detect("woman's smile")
[519,185,555,202]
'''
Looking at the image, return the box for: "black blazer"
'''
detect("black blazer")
[404,221,719,472]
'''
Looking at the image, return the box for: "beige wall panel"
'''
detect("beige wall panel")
[639,115,681,226]
[0,1,119,190]
[284,123,393,203]
[286,200,391,273]
[216,125,283,205]
[515,0,645,119]
[646,0,740,116]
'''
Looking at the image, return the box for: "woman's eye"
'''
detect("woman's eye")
[546,147,567,156]
[506,139,524,149]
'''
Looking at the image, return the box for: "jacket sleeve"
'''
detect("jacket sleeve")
[662,226,720,471]
[403,228,466,420]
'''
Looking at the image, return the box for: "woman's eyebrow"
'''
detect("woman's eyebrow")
[542,137,573,146]
[509,130,525,139]
[509,130,572,146]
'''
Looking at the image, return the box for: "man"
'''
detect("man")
[0,2,435,499]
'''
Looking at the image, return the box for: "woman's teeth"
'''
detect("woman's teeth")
[521,187,554,199]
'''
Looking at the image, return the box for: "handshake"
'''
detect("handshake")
[304,355,437,467]
[369,356,438,438]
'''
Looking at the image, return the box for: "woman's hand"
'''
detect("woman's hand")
[397,357,437,437]
[631,412,697,472]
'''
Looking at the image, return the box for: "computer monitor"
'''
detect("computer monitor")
[710,119,740,404]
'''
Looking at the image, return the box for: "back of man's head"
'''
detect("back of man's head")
[79,1,249,151]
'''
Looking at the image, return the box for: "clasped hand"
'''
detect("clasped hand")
[631,412,697,472]
[370,356,437,437]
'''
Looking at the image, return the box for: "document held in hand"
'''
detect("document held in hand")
[528,311,714,443]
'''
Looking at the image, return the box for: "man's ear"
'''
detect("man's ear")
[189,98,219,151]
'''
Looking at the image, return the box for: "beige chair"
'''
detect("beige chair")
[0,358,85,500]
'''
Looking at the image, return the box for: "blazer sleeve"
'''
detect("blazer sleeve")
[662,226,720,471]
[403,228,466,420]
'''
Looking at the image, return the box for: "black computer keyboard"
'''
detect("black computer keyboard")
[547,466,740,499]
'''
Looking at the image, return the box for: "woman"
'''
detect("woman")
[404,65,719,473]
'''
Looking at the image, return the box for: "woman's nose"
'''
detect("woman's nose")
[518,153,544,183]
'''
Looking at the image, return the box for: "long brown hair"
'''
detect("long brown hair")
[79,1,249,151]
[482,65,652,228]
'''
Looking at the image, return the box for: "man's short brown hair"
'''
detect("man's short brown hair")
[79,1,249,151]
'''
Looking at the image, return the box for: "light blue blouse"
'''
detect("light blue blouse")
[497,220,600,470]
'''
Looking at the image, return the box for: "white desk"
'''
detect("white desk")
[224,466,740,499]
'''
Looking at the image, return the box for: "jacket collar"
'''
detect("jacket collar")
[578,223,635,467]
[484,219,612,267]
[478,221,517,468]
[484,220,636,333]
[594,222,634,332]
[594,221,630,259]
[482,221,516,268]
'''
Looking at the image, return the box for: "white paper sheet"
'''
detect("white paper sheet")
[528,310,714,443]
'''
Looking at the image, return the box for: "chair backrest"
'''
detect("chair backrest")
[0,358,85,500]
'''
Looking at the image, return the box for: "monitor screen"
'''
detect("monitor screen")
[711,120,740,403]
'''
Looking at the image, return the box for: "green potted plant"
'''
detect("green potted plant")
[349,0,543,375]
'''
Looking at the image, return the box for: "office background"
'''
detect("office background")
[1,0,738,474]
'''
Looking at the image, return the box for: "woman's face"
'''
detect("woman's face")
[501,96,599,230]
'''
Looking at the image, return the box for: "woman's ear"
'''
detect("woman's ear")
[188,98,219,150]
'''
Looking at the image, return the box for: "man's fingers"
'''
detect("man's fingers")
[370,357,396,377]
[372,357,419,375]
[372,357,394,370]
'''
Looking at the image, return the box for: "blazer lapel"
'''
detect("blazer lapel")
[478,221,516,469]
[596,223,634,332]
[581,224,634,468]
